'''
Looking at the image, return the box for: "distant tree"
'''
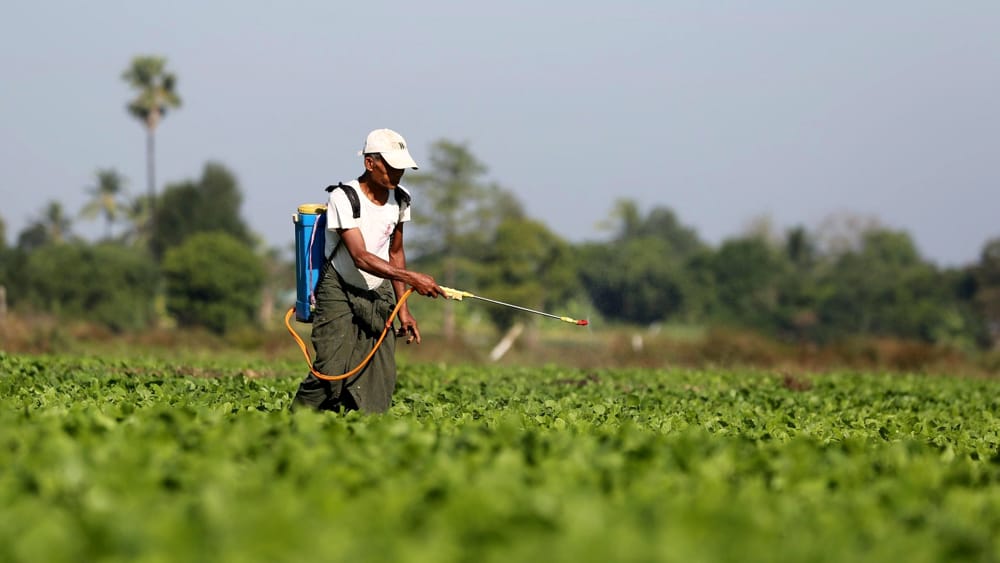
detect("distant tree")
[18,241,158,331]
[605,199,704,259]
[698,225,826,340]
[0,216,10,315]
[120,193,154,248]
[122,55,182,233]
[785,225,819,269]
[0,245,26,307]
[580,237,691,325]
[814,228,952,341]
[774,225,824,340]
[162,232,265,334]
[40,201,73,244]
[680,224,982,345]
[600,199,642,239]
[972,237,1000,344]
[256,242,295,326]
[406,140,523,340]
[692,236,791,330]
[17,202,73,252]
[579,199,706,325]
[150,162,252,260]
[80,168,128,239]
[478,218,579,331]
[15,225,49,253]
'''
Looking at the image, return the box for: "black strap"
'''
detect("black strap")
[325,183,362,219]
[325,182,410,219]
[395,186,411,208]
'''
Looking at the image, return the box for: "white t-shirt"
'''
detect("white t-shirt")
[324,180,411,290]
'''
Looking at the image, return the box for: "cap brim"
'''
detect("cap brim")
[381,150,419,170]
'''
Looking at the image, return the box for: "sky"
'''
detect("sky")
[1,1,997,267]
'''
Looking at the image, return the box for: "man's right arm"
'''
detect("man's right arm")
[337,228,444,298]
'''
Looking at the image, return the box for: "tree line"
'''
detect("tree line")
[1,138,998,350]
[0,55,997,350]
[404,140,999,351]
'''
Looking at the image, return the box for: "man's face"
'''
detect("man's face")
[367,154,405,189]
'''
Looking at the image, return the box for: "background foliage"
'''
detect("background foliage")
[14,242,158,332]
[162,232,265,334]
[0,55,997,350]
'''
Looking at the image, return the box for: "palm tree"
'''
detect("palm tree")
[20,202,73,247]
[15,202,73,251]
[121,55,182,235]
[43,202,73,244]
[80,168,128,239]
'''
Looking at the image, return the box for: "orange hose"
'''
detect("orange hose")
[284,288,415,381]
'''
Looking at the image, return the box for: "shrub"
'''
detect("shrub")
[162,232,264,334]
[17,242,158,332]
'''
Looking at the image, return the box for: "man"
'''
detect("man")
[291,128,445,413]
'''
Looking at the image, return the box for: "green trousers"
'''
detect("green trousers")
[291,262,398,413]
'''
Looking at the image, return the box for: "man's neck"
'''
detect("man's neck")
[357,176,389,205]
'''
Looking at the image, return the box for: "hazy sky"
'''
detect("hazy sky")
[2,1,997,267]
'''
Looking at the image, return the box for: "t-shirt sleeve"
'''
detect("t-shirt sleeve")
[398,187,411,223]
[326,189,360,230]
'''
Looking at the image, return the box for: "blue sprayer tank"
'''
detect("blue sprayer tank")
[293,204,327,323]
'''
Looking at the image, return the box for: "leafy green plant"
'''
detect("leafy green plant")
[1,352,998,562]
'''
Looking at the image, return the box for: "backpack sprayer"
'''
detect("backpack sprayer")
[292,204,327,323]
[286,203,588,380]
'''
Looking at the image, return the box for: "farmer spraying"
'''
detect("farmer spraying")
[290,129,446,413]
[286,130,588,412]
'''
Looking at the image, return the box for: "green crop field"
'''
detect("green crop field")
[1,352,998,562]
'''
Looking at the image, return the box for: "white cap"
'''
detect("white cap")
[360,128,419,170]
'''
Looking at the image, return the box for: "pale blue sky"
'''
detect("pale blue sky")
[1,1,997,266]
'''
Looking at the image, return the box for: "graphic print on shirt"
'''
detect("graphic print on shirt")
[374,222,395,254]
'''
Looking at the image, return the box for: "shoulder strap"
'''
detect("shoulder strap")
[395,186,411,209]
[325,182,361,219]
[326,182,411,218]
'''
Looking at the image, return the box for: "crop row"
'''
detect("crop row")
[1,353,998,562]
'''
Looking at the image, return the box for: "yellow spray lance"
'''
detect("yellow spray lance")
[440,287,589,326]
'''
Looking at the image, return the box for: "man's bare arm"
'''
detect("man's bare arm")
[338,227,444,297]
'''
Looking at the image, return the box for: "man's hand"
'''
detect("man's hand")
[395,310,422,344]
[409,272,446,298]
